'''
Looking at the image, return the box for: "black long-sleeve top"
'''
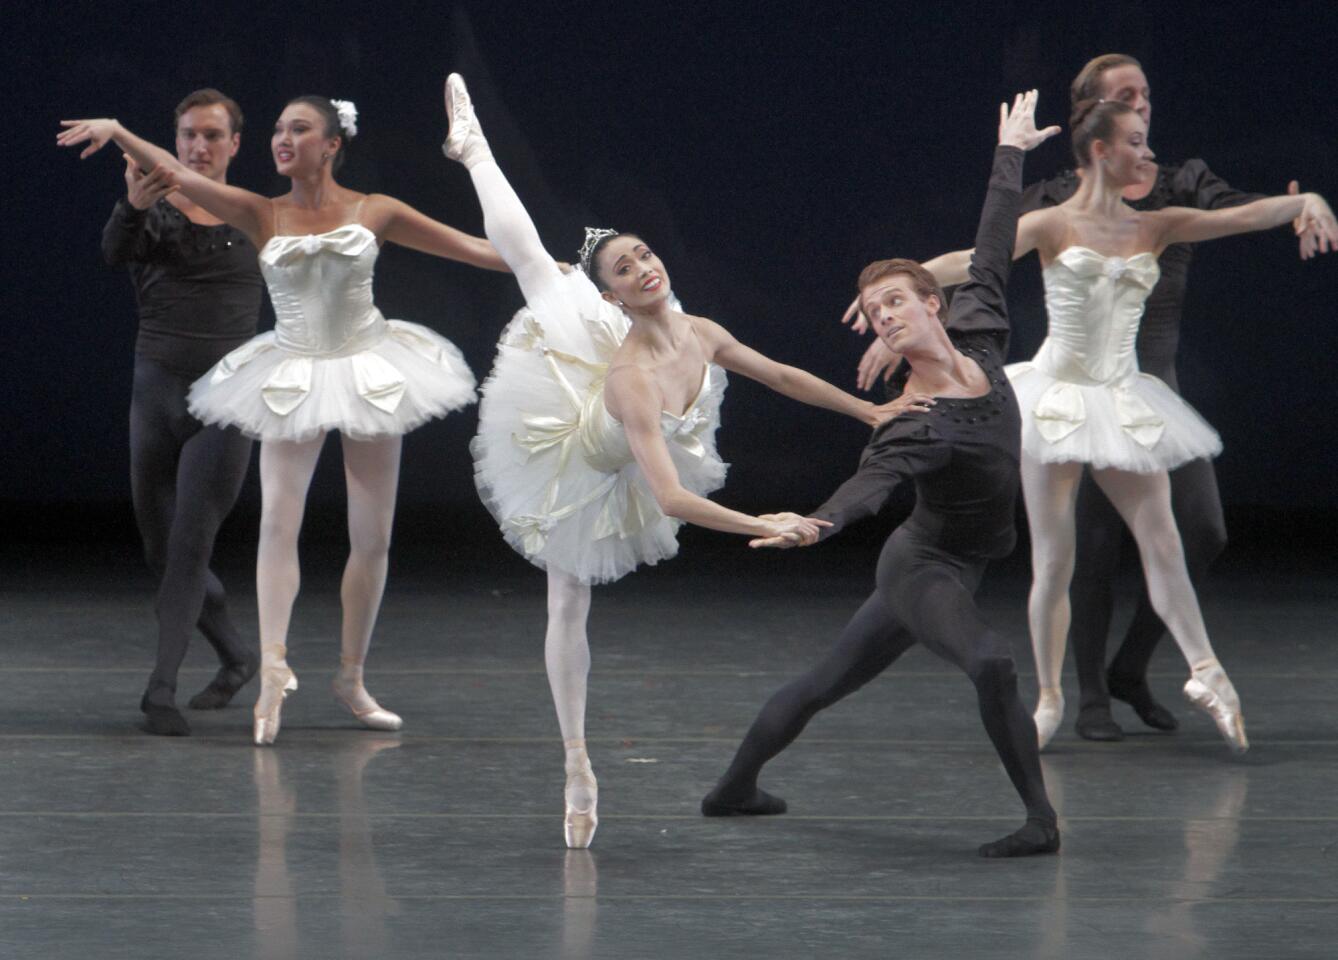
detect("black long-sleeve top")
[102,198,264,379]
[813,146,1024,560]
[1020,160,1263,387]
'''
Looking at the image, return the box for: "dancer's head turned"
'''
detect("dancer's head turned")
[1070,98,1154,184]
[857,258,946,356]
[273,96,356,177]
[586,232,673,309]
[172,89,242,183]
[1071,53,1150,127]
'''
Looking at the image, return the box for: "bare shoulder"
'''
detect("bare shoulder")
[689,313,732,349]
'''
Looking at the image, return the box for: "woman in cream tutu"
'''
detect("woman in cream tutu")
[914,98,1335,752]
[60,97,508,745]
[441,74,904,848]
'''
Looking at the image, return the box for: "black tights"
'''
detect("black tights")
[131,357,254,707]
[1070,456,1227,712]
[713,528,1055,825]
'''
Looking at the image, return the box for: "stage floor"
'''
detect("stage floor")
[2,540,1335,959]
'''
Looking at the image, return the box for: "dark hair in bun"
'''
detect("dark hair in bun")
[285,95,350,173]
[1069,97,1137,167]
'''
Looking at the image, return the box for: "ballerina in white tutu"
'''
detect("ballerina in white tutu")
[911,98,1335,752]
[441,74,904,847]
[60,97,509,745]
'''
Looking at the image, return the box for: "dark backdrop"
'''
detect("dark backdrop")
[6,0,1337,545]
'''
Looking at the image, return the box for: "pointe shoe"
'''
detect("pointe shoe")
[563,739,599,849]
[253,666,298,746]
[442,73,493,168]
[1183,659,1248,753]
[1033,687,1064,750]
[332,684,404,732]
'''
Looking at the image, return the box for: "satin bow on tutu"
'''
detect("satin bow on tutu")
[1031,379,1166,449]
[1057,246,1160,291]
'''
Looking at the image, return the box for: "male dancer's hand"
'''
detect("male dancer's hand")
[1290,181,1338,259]
[749,514,829,549]
[124,155,178,210]
[842,294,870,334]
[998,90,1060,151]
[857,338,900,391]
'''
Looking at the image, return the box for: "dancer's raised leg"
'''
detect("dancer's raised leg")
[253,435,324,745]
[546,566,596,848]
[1091,468,1246,752]
[1019,456,1085,748]
[332,434,404,731]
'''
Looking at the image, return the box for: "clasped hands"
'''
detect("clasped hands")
[749,513,830,550]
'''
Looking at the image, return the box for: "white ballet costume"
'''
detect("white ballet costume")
[1007,246,1244,752]
[1006,246,1221,472]
[188,208,476,442]
[472,275,728,586]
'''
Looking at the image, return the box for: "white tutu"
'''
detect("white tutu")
[472,270,727,585]
[1006,363,1221,472]
[188,320,476,443]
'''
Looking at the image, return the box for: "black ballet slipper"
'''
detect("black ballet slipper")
[1074,704,1124,742]
[701,787,788,817]
[1107,673,1178,731]
[188,654,259,710]
[977,818,1060,859]
[140,694,191,737]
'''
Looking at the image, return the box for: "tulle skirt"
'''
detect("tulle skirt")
[188,320,476,443]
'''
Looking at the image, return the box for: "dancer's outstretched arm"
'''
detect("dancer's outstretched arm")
[1153,192,1337,252]
[605,365,827,544]
[59,118,272,246]
[360,195,507,271]
[695,319,929,428]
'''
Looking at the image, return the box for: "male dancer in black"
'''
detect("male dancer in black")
[102,89,264,735]
[703,92,1061,858]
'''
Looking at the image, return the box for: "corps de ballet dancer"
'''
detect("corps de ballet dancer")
[441,73,905,848]
[61,96,510,745]
[849,54,1334,744]
[704,92,1064,858]
[100,88,263,736]
[915,97,1336,752]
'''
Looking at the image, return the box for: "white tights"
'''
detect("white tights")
[466,159,564,304]
[256,433,402,711]
[1021,455,1218,696]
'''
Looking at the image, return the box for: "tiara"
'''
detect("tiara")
[577,226,618,275]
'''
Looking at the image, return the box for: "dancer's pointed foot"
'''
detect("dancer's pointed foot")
[140,694,190,736]
[1074,703,1124,742]
[978,818,1061,858]
[188,653,259,710]
[563,739,599,849]
[1108,672,1178,731]
[442,73,493,168]
[701,786,787,817]
[1184,658,1248,753]
[253,658,298,747]
[1033,687,1064,750]
[333,661,403,731]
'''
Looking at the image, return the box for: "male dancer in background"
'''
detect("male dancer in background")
[704,93,1062,858]
[849,54,1327,742]
[102,89,264,735]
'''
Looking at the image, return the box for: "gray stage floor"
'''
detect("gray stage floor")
[2,541,1335,959]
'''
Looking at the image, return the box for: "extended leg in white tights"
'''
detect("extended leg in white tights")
[331,434,404,732]
[1091,468,1246,752]
[547,566,597,848]
[1019,457,1084,749]
[254,435,325,745]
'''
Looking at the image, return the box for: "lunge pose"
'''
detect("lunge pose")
[443,74,898,848]
[61,96,508,745]
[102,89,263,736]
[704,93,1062,858]
[849,55,1335,743]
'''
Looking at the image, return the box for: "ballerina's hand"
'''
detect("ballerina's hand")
[57,119,119,159]
[997,90,1060,152]
[748,513,831,550]
[870,391,935,426]
[124,156,178,210]
[842,293,870,334]
[1295,188,1338,259]
[857,337,900,392]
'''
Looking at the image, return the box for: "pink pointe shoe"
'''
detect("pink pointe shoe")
[563,739,599,849]
[441,73,492,169]
[1184,658,1248,753]
[1033,687,1064,750]
[253,649,298,746]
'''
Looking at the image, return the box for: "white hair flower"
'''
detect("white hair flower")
[330,99,359,139]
